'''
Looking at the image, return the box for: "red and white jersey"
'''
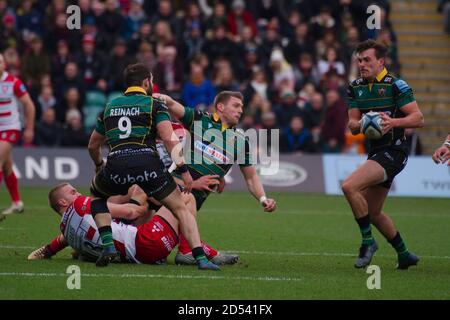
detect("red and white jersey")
[59,196,139,263]
[156,122,187,170]
[0,71,27,131]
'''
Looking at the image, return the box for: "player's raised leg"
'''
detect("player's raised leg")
[364,186,419,270]
[341,160,385,268]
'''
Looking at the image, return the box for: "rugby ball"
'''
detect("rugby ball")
[360,111,383,140]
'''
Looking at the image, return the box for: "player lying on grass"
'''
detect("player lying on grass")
[28,183,237,266]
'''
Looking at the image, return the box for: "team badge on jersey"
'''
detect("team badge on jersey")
[378,88,386,97]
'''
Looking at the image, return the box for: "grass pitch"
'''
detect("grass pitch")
[0,187,449,300]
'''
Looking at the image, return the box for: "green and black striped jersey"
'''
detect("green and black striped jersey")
[95,87,171,151]
[347,68,416,152]
[179,108,252,180]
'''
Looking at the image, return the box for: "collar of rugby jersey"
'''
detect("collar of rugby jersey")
[212,112,231,131]
[368,67,388,91]
[124,86,147,95]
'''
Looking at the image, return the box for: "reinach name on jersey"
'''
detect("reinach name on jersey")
[95,94,170,151]
[347,68,416,153]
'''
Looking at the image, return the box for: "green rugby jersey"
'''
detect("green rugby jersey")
[95,86,171,151]
[179,108,252,180]
[347,68,416,152]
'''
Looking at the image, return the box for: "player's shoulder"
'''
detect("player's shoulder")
[392,76,412,93]
[73,196,91,216]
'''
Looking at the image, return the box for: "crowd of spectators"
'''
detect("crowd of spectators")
[0,0,403,154]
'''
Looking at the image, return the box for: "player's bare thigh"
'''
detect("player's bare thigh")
[342,159,387,192]
[0,140,13,168]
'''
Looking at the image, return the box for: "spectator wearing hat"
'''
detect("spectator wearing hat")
[269,48,295,93]
[0,13,23,52]
[76,34,108,92]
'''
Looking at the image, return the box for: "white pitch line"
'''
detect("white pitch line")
[0,272,301,282]
[1,244,450,260]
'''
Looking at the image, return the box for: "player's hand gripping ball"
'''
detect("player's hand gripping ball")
[360,111,383,139]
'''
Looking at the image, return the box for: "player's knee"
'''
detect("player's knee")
[90,198,110,218]
[341,181,355,195]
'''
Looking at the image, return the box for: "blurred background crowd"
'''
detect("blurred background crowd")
[0,0,423,154]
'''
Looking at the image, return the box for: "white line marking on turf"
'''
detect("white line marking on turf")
[1,245,449,260]
[0,272,301,282]
[225,250,450,260]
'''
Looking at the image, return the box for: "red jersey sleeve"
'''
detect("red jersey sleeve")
[13,78,28,98]
[73,196,91,216]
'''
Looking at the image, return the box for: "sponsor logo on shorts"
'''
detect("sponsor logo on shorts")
[384,152,394,161]
[110,171,158,184]
[161,236,173,252]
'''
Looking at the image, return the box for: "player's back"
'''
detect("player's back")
[101,94,159,151]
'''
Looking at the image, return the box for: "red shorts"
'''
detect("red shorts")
[0,130,21,144]
[135,215,179,264]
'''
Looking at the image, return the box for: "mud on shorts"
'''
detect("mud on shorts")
[368,147,408,189]
[90,148,177,200]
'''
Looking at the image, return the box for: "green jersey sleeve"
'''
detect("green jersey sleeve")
[393,79,416,108]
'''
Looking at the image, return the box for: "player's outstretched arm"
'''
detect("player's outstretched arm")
[379,101,424,134]
[28,234,68,260]
[153,93,186,120]
[240,166,276,212]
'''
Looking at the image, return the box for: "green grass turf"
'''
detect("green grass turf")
[1,187,449,299]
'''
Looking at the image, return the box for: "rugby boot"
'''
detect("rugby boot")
[354,241,378,268]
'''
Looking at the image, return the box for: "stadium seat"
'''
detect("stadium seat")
[86,91,107,108]
[83,105,104,133]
